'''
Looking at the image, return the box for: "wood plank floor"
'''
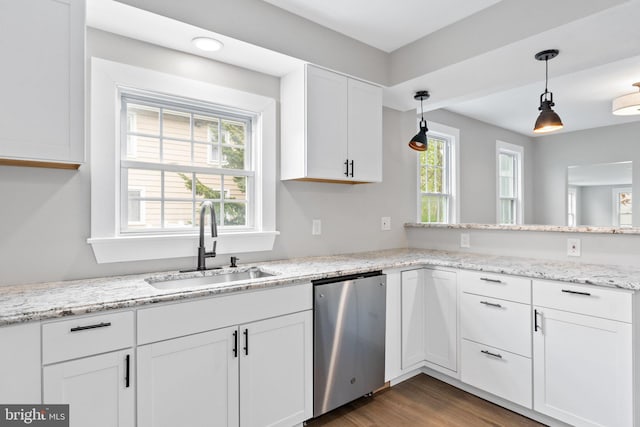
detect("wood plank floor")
[308,374,544,427]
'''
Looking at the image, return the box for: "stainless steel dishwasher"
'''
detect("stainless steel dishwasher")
[313,271,386,417]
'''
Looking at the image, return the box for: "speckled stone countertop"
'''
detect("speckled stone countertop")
[1,248,640,326]
[405,222,640,234]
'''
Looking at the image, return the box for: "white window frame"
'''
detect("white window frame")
[612,187,632,228]
[127,187,146,226]
[88,58,277,264]
[416,121,459,224]
[567,186,577,227]
[496,141,524,225]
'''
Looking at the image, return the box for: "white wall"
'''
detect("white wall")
[580,185,614,226]
[0,29,411,286]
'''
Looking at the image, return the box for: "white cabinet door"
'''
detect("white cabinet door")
[239,310,312,427]
[0,322,41,403]
[533,307,632,427]
[137,327,239,427]
[306,65,348,180]
[43,349,134,427]
[0,0,84,166]
[347,78,382,182]
[401,269,425,369]
[424,270,457,372]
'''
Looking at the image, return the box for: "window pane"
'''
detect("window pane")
[221,120,246,146]
[500,199,515,224]
[127,169,161,198]
[126,136,160,162]
[127,104,160,135]
[163,139,191,165]
[194,174,222,199]
[619,192,632,214]
[224,176,247,201]
[126,201,161,230]
[221,146,246,170]
[223,202,247,226]
[499,153,514,177]
[165,171,196,199]
[500,176,514,198]
[195,202,221,227]
[193,142,214,168]
[164,201,195,228]
[193,115,219,143]
[162,110,191,140]
[421,195,447,223]
[128,190,142,223]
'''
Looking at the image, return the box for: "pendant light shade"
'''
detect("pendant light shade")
[533,49,563,134]
[409,91,430,151]
[612,83,640,116]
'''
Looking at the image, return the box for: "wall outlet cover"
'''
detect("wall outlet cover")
[460,233,470,248]
[312,219,322,236]
[567,238,581,257]
[381,217,391,231]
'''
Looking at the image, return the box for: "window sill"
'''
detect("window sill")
[87,231,279,264]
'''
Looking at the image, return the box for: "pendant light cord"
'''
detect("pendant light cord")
[544,58,549,94]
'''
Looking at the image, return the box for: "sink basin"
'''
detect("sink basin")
[147,268,276,290]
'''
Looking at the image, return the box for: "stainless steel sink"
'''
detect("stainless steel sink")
[147,268,275,290]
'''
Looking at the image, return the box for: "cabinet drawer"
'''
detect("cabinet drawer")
[461,339,532,409]
[459,270,530,304]
[43,311,134,365]
[138,283,312,345]
[533,280,632,323]
[461,293,531,357]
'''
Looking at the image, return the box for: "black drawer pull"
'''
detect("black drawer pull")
[344,159,349,177]
[534,309,540,332]
[232,330,238,358]
[481,350,503,359]
[480,300,503,308]
[243,329,249,356]
[562,289,592,296]
[480,277,503,283]
[70,322,112,332]
[125,354,130,388]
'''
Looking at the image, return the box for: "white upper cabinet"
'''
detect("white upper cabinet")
[0,0,85,168]
[281,64,382,183]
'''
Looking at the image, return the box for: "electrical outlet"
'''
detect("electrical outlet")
[460,233,470,248]
[567,238,581,257]
[312,219,322,235]
[381,217,391,231]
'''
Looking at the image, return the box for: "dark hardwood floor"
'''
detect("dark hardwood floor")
[308,374,544,427]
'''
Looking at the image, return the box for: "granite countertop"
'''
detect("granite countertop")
[1,248,640,326]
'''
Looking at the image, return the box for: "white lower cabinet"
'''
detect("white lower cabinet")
[0,322,41,403]
[137,311,313,427]
[400,268,458,375]
[533,280,635,427]
[137,327,239,427]
[43,349,134,427]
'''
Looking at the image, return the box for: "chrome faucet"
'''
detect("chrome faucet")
[197,201,218,271]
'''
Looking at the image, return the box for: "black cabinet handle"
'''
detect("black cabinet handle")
[349,160,354,177]
[243,329,249,356]
[562,289,592,296]
[480,300,503,308]
[534,309,540,332]
[232,330,238,358]
[344,159,349,177]
[70,322,111,332]
[481,350,503,359]
[480,277,503,283]
[125,354,130,388]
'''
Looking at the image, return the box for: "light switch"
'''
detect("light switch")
[312,219,322,235]
[460,233,470,248]
[381,217,391,231]
[567,238,581,257]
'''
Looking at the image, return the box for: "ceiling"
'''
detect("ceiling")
[91,0,640,137]
[568,162,633,187]
[260,0,501,53]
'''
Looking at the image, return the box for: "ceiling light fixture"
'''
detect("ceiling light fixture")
[612,83,640,116]
[191,37,224,52]
[409,90,430,151]
[533,49,563,134]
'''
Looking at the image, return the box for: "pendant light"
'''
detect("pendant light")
[409,90,430,151]
[533,49,563,134]
[612,83,640,116]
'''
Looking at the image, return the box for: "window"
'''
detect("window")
[496,141,523,225]
[567,186,577,227]
[120,93,253,233]
[88,58,277,263]
[613,187,632,227]
[417,123,458,224]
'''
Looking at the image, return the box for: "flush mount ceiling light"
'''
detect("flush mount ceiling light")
[191,37,224,52]
[533,49,564,134]
[612,83,640,116]
[409,90,430,151]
